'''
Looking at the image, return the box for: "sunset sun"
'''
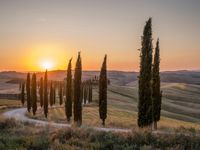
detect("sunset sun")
[41,60,54,70]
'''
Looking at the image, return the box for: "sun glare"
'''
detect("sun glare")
[41,60,54,70]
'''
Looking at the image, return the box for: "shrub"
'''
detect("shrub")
[0,118,20,130]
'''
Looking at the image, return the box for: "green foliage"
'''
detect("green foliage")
[99,55,107,126]
[44,70,48,118]
[21,82,25,105]
[65,58,72,122]
[39,77,44,107]
[88,81,93,103]
[152,39,162,128]
[26,73,31,112]
[73,52,82,126]
[83,83,88,104]
[59,83,63,105]
[0,118,20,130]
[0,118,200,150]
[52,128,200,149]
[50,81,54,106]
[53,85,56,105]
[138,18,153,127]
[31,73,37,115]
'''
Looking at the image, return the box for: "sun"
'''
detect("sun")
[41,60,54,70]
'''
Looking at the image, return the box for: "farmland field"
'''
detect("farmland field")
[26,82,200,130]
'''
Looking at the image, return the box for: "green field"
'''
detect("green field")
[27,82,200,130]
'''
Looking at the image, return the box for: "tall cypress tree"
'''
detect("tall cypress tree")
[21,82,25,105]
[59,83,63,105]
[49,81,54,106]
[65,58,72,122]
[152,39,162,130]
[73,52,82,126]
[39,77,44,107]
[138,18,153,128]
[99,55,107,126]
[44,70,48,118]
[80,83,84,104]
[26,73,31,112]
[31,73,37,115]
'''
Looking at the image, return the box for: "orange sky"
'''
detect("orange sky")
[0,0,200,72]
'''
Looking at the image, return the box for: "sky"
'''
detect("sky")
[0,0,200,72]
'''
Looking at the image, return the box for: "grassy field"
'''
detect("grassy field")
[27,82,200,130]
[0,99,21,112]
[0,117,199,149]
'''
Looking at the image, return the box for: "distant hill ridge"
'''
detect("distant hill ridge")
[0,70,200,86]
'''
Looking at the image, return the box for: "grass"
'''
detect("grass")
[0,118,200,150]
[0,99,21,112]
[26,83,200,130]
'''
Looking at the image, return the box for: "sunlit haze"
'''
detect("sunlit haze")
[0,0,200,72]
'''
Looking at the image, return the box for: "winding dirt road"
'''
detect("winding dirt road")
[3,107,131,133]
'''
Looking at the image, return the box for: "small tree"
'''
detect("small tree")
[73,52,82,126]
[44,70,48,118]
[99,55,107,126]
[88,81,93,103]
[26,73,31,112]
[152,39,162,130]
[31,73,37,115]
[53,85,56,105]
[59,83,63,105]
[21,82,25,105]
[65,58,72,122]
[49,81,54,107]
[83,84,88,104]
[39,77,44,107]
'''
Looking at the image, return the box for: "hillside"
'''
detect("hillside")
[0,70,200,86]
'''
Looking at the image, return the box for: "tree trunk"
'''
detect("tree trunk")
[102,119,105,126]
[153,121,157,130]
[67,118,70,123]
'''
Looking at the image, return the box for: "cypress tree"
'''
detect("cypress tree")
[83,84,87,104]
[88,81,92,103]
[59,83,63,105]
[138,18,153,128]
[44,70,48,118]
[73,52,82,126]
[26,73,31,112]
[49,81,54,106]
[152,39,162,130]
[80,83,84,104]
[99,55,107,126]
[21,82,25,105]
[39,77,44,107]
[65,58,72,122]
[53,85,56,105]
[31,73,37,115]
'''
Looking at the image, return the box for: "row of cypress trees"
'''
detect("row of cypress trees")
[65,52,107,126]
[21,52,108,127]
[23,70,63,117]
[138,18,162,130]
[19,50,107,128]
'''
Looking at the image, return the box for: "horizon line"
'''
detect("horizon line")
[0,69,200,73]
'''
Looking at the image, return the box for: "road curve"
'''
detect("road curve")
[3,107,131,133]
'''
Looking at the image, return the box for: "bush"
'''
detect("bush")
[0,118,20,130]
